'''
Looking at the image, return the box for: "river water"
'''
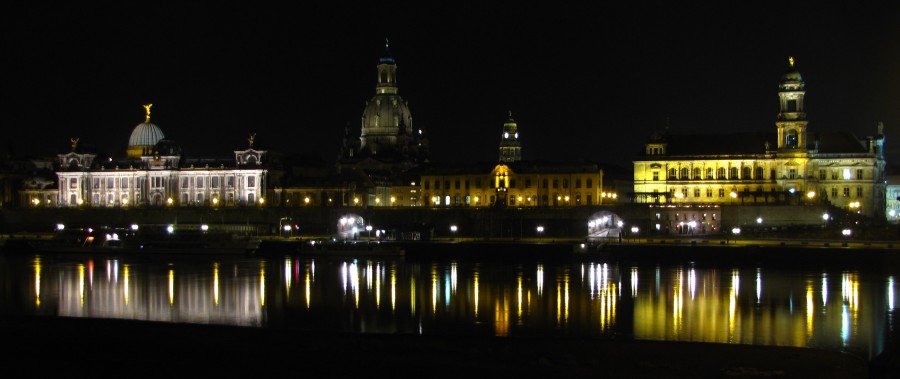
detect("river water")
[1,245,896,362]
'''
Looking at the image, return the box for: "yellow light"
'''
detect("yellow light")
[354,197,360,204]
[789,56,795,67]
[602,192,607,197]
[564,196,570,202]
[258,198,265,205]
[612,194,617,199]
[76,198,84,205]
[121,197,128,204]
[375,198,380,204]
[31,198,39,205]
[517,196,522,201]
[212,197,219,205]
[304,197,310,204]
[390,196,396,203]
[807,191,816,199]
[143,103,153,122]
[557,196,561,200]
[474,196,479,202]
[729,192,737,198]
[166,197,173,205]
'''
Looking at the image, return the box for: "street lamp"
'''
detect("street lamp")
[365,225,373,243]
[536,225,544,242]
[450,225,457,241]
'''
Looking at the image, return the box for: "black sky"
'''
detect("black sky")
[4,3,900,169]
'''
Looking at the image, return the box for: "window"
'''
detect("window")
[248,176,256,188]
[729,167,738,179]
[756,167,764,180]
[718,189,725,197]
[70,178,77,189]
[476,178,482,188]
[444,181,450,190]
[789,169,797,179]
[107,178,114,189]
[575,194,581,204]
[586,195,592,205]
[857,187,863,197]
[856,169,863,180]
[197,194,203,203]
[510,179,516,188]
[196,177,204,188]
[455,180,460,189]
[694,188,700,197]
[586,179,592,188]
[211,177,219,188]
[575,178,581,188]
[182,177,189,188]
[454,195,461,205]
[181,194,189,204]
[717,168,726,179]
[742,167,751,180]
[832,187,837,198]
[93,178,100,189]
[680,168,689,179]
[668,168,677,179]
[843,187,850,197]
[508,195,515,206]
[226,176,234,188]
[843,169,852,180]
[653,171,659,181]
[121,178,128,189]
[424,181,430,190]
[706,188,712,197]
[524,179,531,188]
[553,179,559,188]
[465,180,470,189]
[770,169,776,182]
[706,168,714,180]
[785,130,798,148]
[693,168,701,180]
[819,170,826,180]
[562,179,568,188]
[831,170,838,180]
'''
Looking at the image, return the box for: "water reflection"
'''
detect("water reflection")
[0,252,896,360]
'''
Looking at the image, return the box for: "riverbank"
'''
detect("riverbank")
[0,314,872,378]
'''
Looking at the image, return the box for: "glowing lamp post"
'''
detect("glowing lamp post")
[365,225,373,243]
[536,226,545,242]
[450,225,457,241]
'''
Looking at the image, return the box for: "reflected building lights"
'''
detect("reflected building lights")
[391,266,396,312]
[517,274,523,321]
[536,264,544,296]
[688,268,696,300]
[473,271,479,318]
[260,266,266,307]
[366,262,373,293]
[451,262,458,294]
[889,276,895,311]
[376,263,382,309]
[631,267,638,298]
[806,281,814,340]
[214,263,220,306]
[33,258,41,307]
[284,258,292,298]
[756,269,762,304]
[168,268,173,305]
[565,274,570,324]
[431,266,438,315]
[822,273,829,307]
[88,259,94,289]
[78,264,85,307]
[673,267,683,334]
[305,271,311,309]
[410,276,416,317]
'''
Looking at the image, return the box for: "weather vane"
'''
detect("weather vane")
[143,103,153,123]
[70,137,79,152]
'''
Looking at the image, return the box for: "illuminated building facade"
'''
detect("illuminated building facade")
[633,59,886,219]
[499,112,522,163]
[56,107,267,208]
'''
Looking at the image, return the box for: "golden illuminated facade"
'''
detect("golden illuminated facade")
[419,162,606,207]
[499,112,521,163]
[634,59,886,218]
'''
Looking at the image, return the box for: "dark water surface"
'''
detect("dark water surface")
[1,245,896,362]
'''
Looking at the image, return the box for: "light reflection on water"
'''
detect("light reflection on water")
[2,251,896,360]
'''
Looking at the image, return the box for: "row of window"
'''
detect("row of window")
[425,194,595,206]
[664,187,865,198]
[655,167,867,181]
[77,176,256,190]
[423,177,594,190]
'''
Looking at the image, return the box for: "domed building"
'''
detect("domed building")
[340,41,428,171]
[56,105,267,208]
[127,104,165,158]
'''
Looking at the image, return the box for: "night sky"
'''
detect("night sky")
[4,3,900,170]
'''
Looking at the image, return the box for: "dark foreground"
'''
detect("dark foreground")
[0,314,879,378]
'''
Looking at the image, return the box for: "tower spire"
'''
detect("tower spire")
[499,111,521,163]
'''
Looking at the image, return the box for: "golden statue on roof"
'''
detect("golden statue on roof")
[789,56,794,67]
[248,133,256,148]
[143,104,153,122]
[70,137,79,152]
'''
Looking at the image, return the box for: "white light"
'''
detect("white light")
[514,132,518,139]
[842,229,852,236]
[283,224,291,231]
[822,213,830,221]
[891,210,897,217]
[450,225,458,232]
[201,224,209,231]
[504,132,509,139]
[756,217,763,224]
[365,225,373,231]
[167,225,174,234]
[536,226,544,233]
[843,169,852,180]
[131,224,139,231]
[56,224,65,231]
[631,226,639,233]
[789,188,796,194]
[689,221,696,228]
[617,221,624,228]
[732,227,741,235]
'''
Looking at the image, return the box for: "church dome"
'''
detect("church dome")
[129,122,165,148]
[780,57,803,83]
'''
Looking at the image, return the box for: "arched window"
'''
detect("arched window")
[668,168,677,179]
[755,167,764,180]
[717,168,726,180]
[692,168,701,180]
[742,167,751,180]
[680,168,689,180]
[380,71,388,83]
[706,168,714,180]
[729,167,738,179]
[785,130,798,149]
